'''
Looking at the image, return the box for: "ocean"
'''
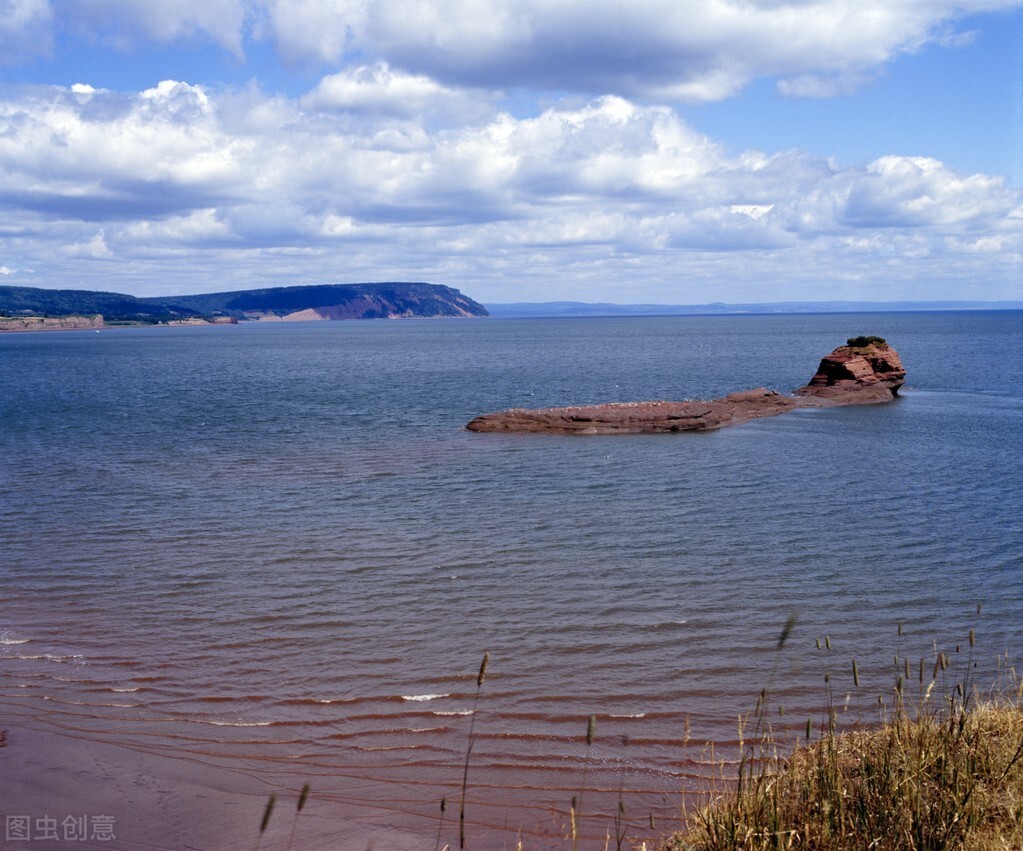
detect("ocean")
[1,311,1021,849]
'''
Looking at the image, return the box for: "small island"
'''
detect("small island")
[466,337,905,434]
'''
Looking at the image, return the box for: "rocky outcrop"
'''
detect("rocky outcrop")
[467,338,905,434]
[0,315,104,332]
[467,389,800,435]
[794,337,905,403]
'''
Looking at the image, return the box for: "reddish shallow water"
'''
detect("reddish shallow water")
[2,314,1021,847]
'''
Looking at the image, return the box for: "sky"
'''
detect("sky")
[1,1,1022,304]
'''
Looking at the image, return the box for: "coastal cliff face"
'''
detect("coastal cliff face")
[467,338,905,434]
[162,282,490,320]
[0,315,104,332]
[247,292,486,321]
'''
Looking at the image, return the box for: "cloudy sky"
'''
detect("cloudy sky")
[1,1,1022,303]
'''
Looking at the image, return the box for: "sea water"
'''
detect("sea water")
[1,311,1021,847]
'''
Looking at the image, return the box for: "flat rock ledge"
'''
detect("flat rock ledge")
[467,339,905,435]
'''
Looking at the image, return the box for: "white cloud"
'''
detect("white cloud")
[842,156,1017,228]
[257,0,1023,102]
[0,81,1020,301]
[63,0,247,54]
[257,0,364,63]
[0,1,1016,103]
[62,230,114,258]
[0,0,53,63]
[301,62,494,124]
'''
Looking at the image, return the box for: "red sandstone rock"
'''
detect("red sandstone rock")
[466,338,905,434]
[794,339,905,402]
[466,389,799,434]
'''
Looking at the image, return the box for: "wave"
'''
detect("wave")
[401,693,449,702]
[201,720,274,727]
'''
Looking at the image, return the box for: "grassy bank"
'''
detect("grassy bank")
[667,675,1023,849]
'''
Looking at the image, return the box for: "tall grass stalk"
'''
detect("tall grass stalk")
[435,796,447,851]
[572,714,597,851]
[459,651,489,850]
[254,793,275,851]
[284,784,310,851]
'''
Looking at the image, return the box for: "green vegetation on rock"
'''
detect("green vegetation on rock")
[846,335,888,348]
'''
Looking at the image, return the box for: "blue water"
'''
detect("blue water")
[1,312,1021,847]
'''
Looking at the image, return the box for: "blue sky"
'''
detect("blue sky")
[1,1,1022,304]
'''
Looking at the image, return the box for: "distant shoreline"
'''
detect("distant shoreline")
[4,301,1021,333]
[484,300,1023,318]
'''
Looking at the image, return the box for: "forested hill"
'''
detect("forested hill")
[149,282,488,319]
[0,285,202,323]
[0,282,488,323]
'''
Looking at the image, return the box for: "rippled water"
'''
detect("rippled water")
[1,312,1021,848]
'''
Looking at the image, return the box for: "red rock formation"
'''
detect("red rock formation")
[794,338,906,403]
[467,389,799,434]
[467,338,905,434]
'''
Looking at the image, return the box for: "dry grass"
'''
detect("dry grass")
[667,692,1023,851]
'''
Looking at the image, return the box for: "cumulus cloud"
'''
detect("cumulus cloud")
[0,80,1020,300]
[0,1,1016,103]
[253,0,1023,101]
[301,62,494,125]
[841,156,1017,228]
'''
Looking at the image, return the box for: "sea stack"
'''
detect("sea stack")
[466,337,905,434]
[794,336,906,403]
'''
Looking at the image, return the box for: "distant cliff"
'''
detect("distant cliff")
[0,282,488,326]
[151,282,488,320]
[0,315,105,332]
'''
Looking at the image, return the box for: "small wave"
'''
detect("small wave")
[434,710,473,716]
[609,713,647,719]
[42,696,139,708]
[401,693,449,702]
[0,638,30,645]
[203,720,274,727]
[356,745,436,752]
[111,687,141,693]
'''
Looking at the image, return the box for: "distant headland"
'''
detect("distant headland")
[467,337,905,434]
[0,282,488,330]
